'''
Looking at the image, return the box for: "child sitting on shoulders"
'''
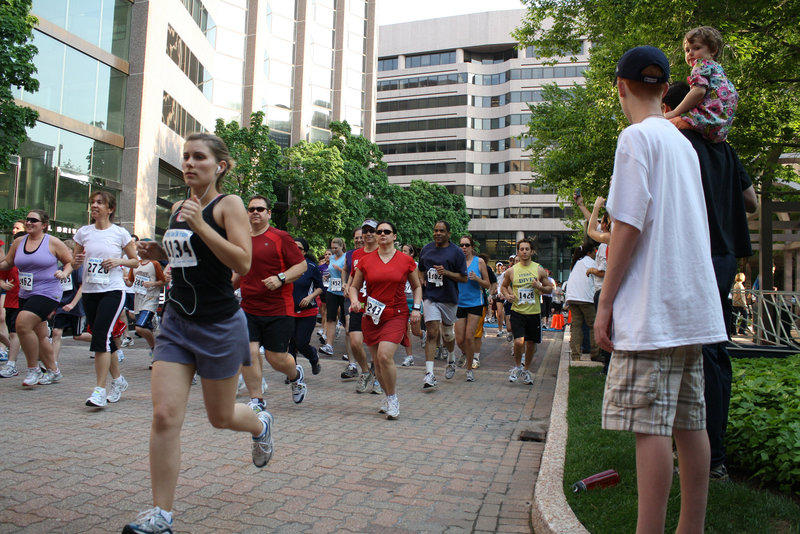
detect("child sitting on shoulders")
[665,26,738,143]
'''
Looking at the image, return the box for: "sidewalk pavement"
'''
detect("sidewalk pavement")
[0,324,562,533]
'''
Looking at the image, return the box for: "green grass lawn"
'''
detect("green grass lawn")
[564,367,800,533]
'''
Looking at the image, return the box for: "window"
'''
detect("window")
[162,92,206,137]
[386,162,472,177]
[378,57,398,71]
[472,66,587,85]
[377,94,466,112]
[405,51,456,68]
[33,0,132,59]
[377,72,467,91]
[463,48,517,64]
[378,139,466,155]
[376,116,467,134]
[166,25,214,100]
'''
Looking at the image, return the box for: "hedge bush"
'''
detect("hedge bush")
[728,355,800,494]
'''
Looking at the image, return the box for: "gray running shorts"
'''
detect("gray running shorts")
[154,305,250,380]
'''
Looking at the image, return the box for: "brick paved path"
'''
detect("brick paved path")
[0,326,561,533]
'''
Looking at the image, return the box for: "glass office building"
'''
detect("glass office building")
[377,10,583,278]
[7,0,377,239]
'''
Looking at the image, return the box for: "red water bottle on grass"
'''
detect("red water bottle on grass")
[571,469,620,492]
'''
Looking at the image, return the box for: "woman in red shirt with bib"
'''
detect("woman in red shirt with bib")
[349,221,421,420]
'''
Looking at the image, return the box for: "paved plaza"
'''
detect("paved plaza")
[0,327,561,533]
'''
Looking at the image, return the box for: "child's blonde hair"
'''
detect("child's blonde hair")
[685,26,723,59]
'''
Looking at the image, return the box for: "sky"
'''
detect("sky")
[376,0,526,26]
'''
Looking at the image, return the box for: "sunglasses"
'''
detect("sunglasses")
[26,217,42,223]
[362,227,376,233]
[248,206,267,213]
[376,229,394,235]
[460,243,471,247]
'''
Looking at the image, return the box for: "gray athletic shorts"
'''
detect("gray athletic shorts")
[423,300,457,326]
[154,305,250,380]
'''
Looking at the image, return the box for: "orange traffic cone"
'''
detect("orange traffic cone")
[550,313,564,330]
[567,310,572,325]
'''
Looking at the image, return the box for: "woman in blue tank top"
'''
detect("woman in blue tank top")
[123,133,274,534]
[0,209,73,387]
[453,235,490,381]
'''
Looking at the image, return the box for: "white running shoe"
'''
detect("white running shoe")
[247,398,267,413]
[317,330,327,344]
[472,358,480,369]
[121,337,133,348]
[423,372,438,390]
[238,374,246,391]
[290,365,307,404]
[522,370,534,385]
[371,379,383,395]
[38,369,63,385]
[107,376,129,403]
[401,355,415,367]
[457,354,467,368]
[123,506,173,534]
[378,397,389,414]
[117,350,125,362]
[508,366,521,383]
[252,411,274,468]
[0,363,19,378]
[445,362,456,380]
[22,367,43,387]
[466,370,475,382]
[319,344,334,355]
[385,397,399,420]
[86,386,107,407]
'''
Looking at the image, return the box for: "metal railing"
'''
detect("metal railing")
[729,290,800,349]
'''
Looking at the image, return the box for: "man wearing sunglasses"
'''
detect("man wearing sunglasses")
[417,221,468,389]
[236,195,309,412]
[344,219,381,394]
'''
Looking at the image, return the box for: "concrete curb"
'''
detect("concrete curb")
[531,326,590,534]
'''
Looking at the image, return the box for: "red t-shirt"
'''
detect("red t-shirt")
[356,250,415,321]
[240,226,305,317]
[1,267,20,309]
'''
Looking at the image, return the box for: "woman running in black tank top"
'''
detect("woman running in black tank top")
[123,133,274,534]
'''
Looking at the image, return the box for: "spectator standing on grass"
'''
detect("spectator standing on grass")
[595,46,727,534]
[664,80,757,482]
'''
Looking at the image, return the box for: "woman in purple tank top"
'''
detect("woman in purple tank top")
[0,210,73,387]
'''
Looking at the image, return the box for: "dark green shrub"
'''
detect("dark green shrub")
[728,355,800,494]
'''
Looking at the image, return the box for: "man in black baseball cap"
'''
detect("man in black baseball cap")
[614,45,670,84]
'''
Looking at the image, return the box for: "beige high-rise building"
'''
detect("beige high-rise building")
[377,9,586,276]
[8,0,377,239]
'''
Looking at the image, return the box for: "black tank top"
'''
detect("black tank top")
[164,194,239,322]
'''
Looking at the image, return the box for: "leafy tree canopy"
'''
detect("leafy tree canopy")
[0,0,38,169]
[214,111,282,203]
[281,140,346,252]
[513,0,800,207]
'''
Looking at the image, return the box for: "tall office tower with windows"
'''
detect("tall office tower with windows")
[7,0,377,239]
[377,10,586,277]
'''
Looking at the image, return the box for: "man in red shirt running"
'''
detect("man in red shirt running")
[237,195,308,411]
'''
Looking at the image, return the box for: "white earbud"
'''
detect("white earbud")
[216,165,222,174]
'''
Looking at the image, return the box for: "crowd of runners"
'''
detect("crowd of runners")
[0,132,558,533]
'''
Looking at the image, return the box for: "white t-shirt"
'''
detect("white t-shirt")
[565,255,596,303]
[606,117,726,351]
[594,243,608,291]
[74,224,133,293]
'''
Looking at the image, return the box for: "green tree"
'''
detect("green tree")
[281,140,346,251]
[513,0,800,204]
[392,180,470,247]
[0,0,39,170]
[214,111,282,202]
[329,120,389,238]
[329,120,470,248]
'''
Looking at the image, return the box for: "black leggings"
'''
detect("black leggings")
[83,291,125,353]
[289,315,319,364]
